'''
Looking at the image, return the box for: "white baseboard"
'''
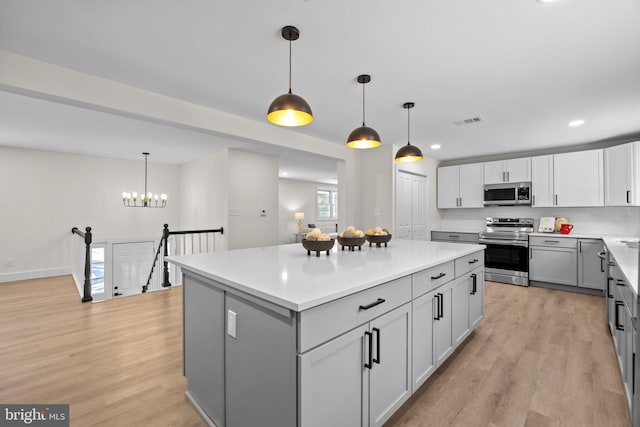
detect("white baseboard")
[0,267,72,283]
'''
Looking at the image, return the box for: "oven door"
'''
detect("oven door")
[479,238,529,285]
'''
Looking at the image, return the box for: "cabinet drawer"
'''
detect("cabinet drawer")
[412,261,455,298]
[454,251,485,277]
[431,231,479,243]
[298,276,412,353]
[529,236,577,248]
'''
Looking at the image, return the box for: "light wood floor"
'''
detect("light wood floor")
[0,276,630,426]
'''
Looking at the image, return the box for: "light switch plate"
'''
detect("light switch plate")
[227,310,237,338]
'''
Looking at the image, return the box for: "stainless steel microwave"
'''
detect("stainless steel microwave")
[483,182,531,206]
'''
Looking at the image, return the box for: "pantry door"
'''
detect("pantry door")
[395,171,427,240]
[112,241,155,298]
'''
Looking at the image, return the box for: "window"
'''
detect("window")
[317,189,338,220]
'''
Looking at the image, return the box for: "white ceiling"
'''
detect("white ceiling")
[1,0,639,179]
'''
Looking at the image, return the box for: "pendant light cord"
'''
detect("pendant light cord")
[144,153,148,198]
[407,107,411,146]
[362,83,366,126]
[288,39,292,94]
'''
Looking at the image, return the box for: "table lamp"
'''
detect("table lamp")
[295,212,304,233]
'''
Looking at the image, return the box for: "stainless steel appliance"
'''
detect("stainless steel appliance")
[483,182,531,206]
[479,217,534,286]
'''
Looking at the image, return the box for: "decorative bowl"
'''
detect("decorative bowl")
[301,238,335,256]
[366,234,392,247]
[337,236,366,251]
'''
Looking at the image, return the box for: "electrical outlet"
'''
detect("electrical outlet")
[227,310,237,338]
[5,258,13,267]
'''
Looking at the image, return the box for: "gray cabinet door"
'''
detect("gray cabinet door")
[577,239,605,290]
[183,275,225,427]
[412,292,436,392]
[370,303,412,427]
[434,282,454,365]
[529,246,578,286]
[452,273,471,347]
[469,268,485,329]
[299,324,369,427]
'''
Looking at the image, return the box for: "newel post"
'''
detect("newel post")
[82,226,93,302]
[162,224,171,287]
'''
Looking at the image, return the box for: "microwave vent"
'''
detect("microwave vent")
[454,117,482,126]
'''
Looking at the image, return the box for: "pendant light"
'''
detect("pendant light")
[395,102,424,162]
[346,74,381,149]
[267,26,313,127]
[122,152,167,208]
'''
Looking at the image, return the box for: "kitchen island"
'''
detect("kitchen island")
[168,239,485,427]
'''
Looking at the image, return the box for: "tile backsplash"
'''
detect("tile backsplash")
[439,206,640,236]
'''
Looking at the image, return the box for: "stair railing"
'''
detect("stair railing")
[71,226,93,303]
[143,224,224,293]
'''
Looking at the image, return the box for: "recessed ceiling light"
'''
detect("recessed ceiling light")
[430,144,441,150]
[568,119,585,127]
[537,0,557,3]
[281,171,288,176]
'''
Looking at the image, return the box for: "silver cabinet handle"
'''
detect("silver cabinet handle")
[554,194,558,205]
[532,195,535,206]
[529,247,533,259]
[579,241,582,253]
[507,171,510,182]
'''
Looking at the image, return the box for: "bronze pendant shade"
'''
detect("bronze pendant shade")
[267,26,313,127]
[395,102,424,162]
[347,74,381,149]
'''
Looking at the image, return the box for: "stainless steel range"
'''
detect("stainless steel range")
[479,217,533,286]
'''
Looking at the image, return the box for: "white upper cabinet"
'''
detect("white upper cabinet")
[483,158,531,184]
[437,164,483,209]
[604,142,640,206]
[437,166,460,209]
[553,149,604,207]
[531,155,554,207]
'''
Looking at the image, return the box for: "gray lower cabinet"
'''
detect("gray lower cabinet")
[411,292,436,393]
[529,237,578,286]
[469,268,485,329]
[299,303,412,427]
[577,239,606,290]
[431,231,479,244]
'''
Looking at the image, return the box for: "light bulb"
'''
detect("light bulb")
[132,192,137,199]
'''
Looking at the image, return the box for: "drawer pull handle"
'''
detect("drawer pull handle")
[468,259,479,264]
[616,279,626,287]
[543,240,559,244]
[615,301,624,331]
[359,298,386,311]
[430,272,446,280]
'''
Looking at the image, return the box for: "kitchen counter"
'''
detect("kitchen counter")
[529,232,609,239]
[168,239,485,311]
[603,237,639,294]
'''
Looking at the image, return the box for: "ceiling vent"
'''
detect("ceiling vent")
[454,117,482,126]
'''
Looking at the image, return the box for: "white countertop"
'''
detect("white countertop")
[168,239,484,312]
[602,237,639,294]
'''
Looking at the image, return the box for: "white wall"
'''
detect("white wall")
[0,147,180,281]
[278,179,338,243]
[227,150,279,249]
[179,149,229,250]
[439,206,640,235]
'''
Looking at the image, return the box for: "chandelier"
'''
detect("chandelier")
[122,152,167,208]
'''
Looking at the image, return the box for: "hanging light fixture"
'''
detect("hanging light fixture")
[346,74,381,149]
[395,102,424,162]
[267,25,313,127]
[122,152,167,208]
